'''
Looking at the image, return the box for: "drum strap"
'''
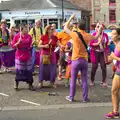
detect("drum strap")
[0,29,9,43]
[33,27,43,40]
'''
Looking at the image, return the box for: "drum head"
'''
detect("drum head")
[0,46,14,52]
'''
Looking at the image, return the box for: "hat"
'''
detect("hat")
[1,19,6,23]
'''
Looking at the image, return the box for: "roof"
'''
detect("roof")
[0,0,89,11]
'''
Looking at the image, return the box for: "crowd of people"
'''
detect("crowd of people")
[0,14,120,119]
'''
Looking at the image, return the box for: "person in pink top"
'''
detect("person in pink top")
[90,23,110,87]
[105,28,120,119]
[12,25,34,91]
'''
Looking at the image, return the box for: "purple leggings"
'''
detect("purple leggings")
[69,58,88,101]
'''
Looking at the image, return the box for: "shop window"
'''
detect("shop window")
[49,19,58,29]
[44,19,47,28]
[109,10,116,23]
[15,20,20,26]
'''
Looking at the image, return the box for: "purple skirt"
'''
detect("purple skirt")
[39,51,57,83]
[15,58,33,83]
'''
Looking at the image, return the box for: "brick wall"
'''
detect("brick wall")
[67,0,91,11]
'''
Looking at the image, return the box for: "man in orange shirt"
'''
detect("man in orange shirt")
[57,28,71,80]
[64,14,102,102]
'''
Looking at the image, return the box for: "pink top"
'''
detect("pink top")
[90,32,110,64]
[114,47,120,72]
[12,33,32,61]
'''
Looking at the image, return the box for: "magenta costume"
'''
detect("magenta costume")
[12,33,33,84]
[90,32,110,83]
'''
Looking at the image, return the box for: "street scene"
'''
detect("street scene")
[0,0,120,119]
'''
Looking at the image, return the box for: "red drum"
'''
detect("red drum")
[0,46,15,67]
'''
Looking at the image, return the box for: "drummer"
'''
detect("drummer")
[0,19,10,73]
[57,23,71,80]
[29,19,44,74]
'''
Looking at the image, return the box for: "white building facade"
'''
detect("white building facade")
[1,8,81,29]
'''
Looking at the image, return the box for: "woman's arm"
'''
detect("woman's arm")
[110,45,120,61]
[90,38,102,47]
[12,35,21,48]
[110,52,120,61]
[38,40,49,48]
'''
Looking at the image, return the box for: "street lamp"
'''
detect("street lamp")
[62,0,64,23]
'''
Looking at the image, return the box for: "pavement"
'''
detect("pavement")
[0,64,115,119]
[0,107,115,120]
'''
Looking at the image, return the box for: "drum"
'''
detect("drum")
[0,46,15,67]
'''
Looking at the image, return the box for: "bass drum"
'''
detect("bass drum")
[0,46,15,67]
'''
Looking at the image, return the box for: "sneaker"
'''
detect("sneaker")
[100,82,108,87]
[38,82,43,89]
[66,96,74,102]
[58,74,62,81]
[90,82,94,87]
[49,83,57,88]
[29,84,35,91]
[83,98,90,103]
[65,83,69,88]
[105,111,120,119]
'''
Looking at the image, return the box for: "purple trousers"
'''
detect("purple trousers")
[69,58,88,101]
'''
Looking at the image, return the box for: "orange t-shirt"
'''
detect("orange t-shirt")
[57,31,71,46]
[69,30,94,61]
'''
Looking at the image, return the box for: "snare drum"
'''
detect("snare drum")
[0,46,15,67]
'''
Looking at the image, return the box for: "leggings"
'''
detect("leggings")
[91,51,106,83]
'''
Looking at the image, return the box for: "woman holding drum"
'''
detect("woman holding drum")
[0,19,15,73]
[12,25,34,91]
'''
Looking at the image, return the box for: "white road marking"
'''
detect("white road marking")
[0,92,9,97]
[20,99,40,106]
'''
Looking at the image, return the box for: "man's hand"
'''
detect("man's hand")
[61,45,65,49]
[70,14,76,19]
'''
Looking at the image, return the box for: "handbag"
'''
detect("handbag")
[42,43,51,65]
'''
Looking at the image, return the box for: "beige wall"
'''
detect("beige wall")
[67,0,91,11]
[92,0,120,28]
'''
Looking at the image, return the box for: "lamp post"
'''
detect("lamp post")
[62,0,64,23]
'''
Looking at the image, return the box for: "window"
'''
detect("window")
[109,0,116,5]
[109,10,116,23]
[109,0,116,3]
